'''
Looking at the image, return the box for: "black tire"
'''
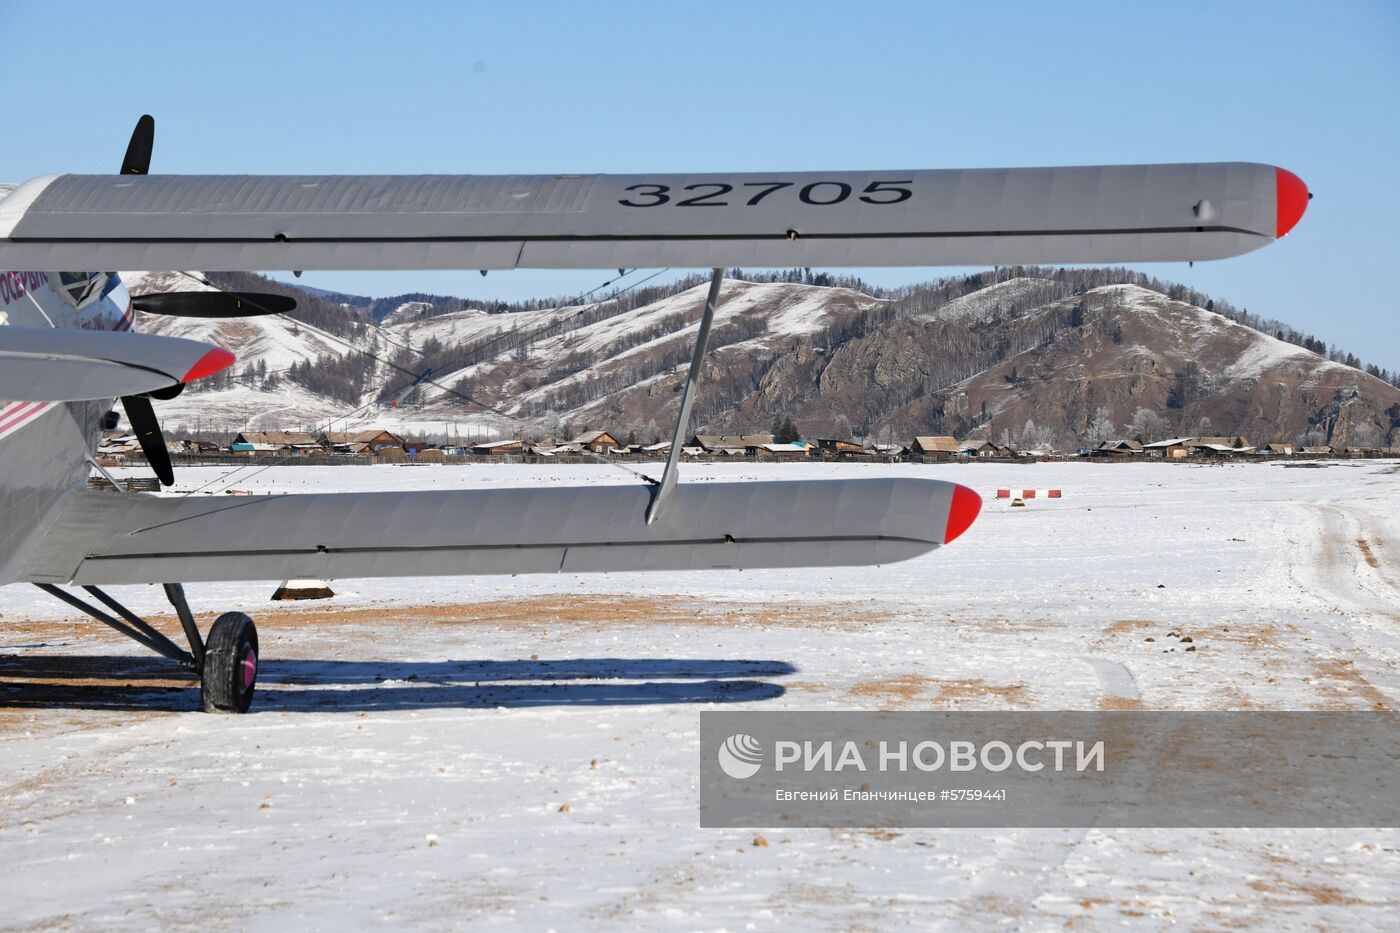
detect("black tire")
[201,612,259,713]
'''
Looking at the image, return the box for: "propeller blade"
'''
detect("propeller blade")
[120,115,155,175]
[145,382,185,402]
[130,291,296,318]
[121,394,174,486]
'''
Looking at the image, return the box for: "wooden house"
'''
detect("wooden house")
[960,439,1013,458]
[319,428,407,454]
[472,439,525,456]
[690,434,774,452]
[1143,438,1193,459]
[233,431,321,456]
[909,436,960,462]
[1189,436,1250,451]
[1092,439,1144,457]
[571,430,622,454]
[817,438,865,458]
[749,442,812,461]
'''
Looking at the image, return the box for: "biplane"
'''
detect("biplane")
[0,116,1308,711]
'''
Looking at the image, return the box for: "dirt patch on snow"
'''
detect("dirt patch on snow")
[849,673,932,706]
[1246,875,1369,906]
[932,678,1030,707]
[1104,619,1155,636]
[1307,658,1392,711]
[1203,623,1286,649]
[848,675,1030,708]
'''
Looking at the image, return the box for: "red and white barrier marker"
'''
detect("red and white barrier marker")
[995,488,1062,499]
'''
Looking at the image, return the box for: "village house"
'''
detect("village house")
[229,441,281,457]
[690,434,774,453]
[318,428,408,456]
[909,436,960,462]
[319,429,395,455]
[571,430,622,454]
[318,430,358,449]
[232,431,321,456]
[1188,436,1250,452]
[817,438,865,458]
[1300,445,1335,456]
[1092,439,1145,457]
[1143,438,1194,459]
[97,434,139,459]
[1193,441,1256,458]
[472,439,525,456]
[960,439,1012,458]
[1261,443,1295,456]
[749,442,812,461]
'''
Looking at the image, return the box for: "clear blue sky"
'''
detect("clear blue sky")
[4,1,1398,369]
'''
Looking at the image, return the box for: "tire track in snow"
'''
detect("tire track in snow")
[1288,498,1400,709]
[938,658,1144,929]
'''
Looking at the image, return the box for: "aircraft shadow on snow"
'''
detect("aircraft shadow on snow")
[0,654,795,712]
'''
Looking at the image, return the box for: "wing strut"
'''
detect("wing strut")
[645,268,723,525]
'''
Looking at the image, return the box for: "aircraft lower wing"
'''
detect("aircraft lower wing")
[0,326,235,402]
[18,478,981,585]
[0,163,1307,271]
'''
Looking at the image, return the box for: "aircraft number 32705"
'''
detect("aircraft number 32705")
[617,180,914,208]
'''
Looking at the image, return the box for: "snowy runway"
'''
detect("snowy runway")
[2,460,1398,929]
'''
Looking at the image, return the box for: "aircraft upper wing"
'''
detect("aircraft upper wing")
[0,163,1307,272]
[16,477,979,586]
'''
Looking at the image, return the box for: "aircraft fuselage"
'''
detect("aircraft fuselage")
[0,270,131,583]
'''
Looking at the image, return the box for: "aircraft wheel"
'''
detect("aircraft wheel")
[202,612,259,713]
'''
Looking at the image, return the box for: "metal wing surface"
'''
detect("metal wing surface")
[0,163,1301,272]
[16,477,981,586]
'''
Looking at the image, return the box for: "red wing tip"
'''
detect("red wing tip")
[1275,167,1309,239]
[944,484,982,545]
[182,347,236,383]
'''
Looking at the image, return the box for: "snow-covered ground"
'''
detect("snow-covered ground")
[2,460,1398,929]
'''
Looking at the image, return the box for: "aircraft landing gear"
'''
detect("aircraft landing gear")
[35,582,259,713]
[202,612,259,713]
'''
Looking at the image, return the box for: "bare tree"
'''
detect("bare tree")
[1085,406,1117,445]
[1127,407,1172,443]
[1299,427,1327,446]
[1351,422,1380,447]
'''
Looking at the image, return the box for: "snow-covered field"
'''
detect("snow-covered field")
[2,460,1398,930]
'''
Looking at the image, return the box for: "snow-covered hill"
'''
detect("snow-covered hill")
[879,283,1396,448]
[118,270,1400,448]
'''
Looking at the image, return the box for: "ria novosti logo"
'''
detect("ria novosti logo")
[717,733,764,779]
[715,733,1107,780]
